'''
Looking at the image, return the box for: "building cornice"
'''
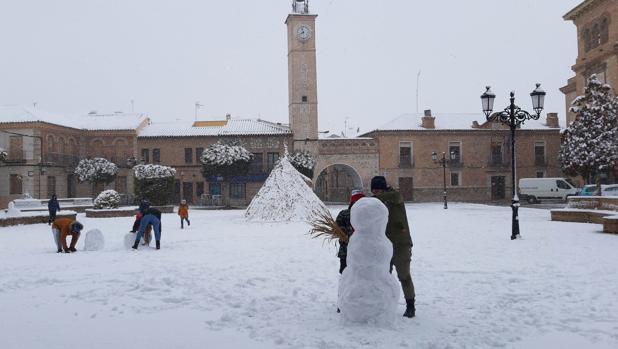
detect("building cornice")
[564,0,607,21]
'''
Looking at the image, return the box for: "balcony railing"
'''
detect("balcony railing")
[44,153,80,167]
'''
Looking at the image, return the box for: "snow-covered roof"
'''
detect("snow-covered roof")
[372,112,559,132]
[0,105,148,131]
[138,118,291,137]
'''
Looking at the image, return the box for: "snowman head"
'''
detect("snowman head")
[350,197,389,235]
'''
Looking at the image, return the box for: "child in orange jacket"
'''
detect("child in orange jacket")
[178,199,190,229]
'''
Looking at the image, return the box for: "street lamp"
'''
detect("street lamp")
[480,83,545,240]
[432,151,456,209]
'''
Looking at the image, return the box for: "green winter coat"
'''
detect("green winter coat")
[374,188,412,246]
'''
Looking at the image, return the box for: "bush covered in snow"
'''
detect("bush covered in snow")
[133,164,176,205]
[74,158,118,185]
[289,151,316,178]
[559,75,618,184]
[93,189,121,209]
[200,141,253,180]
[0,148,7,162]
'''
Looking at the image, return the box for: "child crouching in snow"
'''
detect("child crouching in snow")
[178,199,190,229]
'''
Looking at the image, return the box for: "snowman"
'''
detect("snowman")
[338,197,400,326]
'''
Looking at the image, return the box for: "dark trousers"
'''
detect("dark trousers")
[339,257,347,274]
[180,217,190,228]
[390,244,416,300]
[48,210,57,224]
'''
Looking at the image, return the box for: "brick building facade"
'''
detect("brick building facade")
[561,0,618,125]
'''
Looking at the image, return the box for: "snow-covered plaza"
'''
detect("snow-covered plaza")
[1,204,617,349]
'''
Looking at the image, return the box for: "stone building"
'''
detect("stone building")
[136,117,292,206]
[0,106,147,208]
[362,110,563,203]
[561,0,618,125]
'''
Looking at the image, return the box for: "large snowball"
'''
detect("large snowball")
[338,197,400,327]
[124,233,136,249]
[83,229,105,251]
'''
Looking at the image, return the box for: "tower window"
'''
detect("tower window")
[302,96,308,103]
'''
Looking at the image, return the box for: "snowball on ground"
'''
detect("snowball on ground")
[339,198,400,326]
[83,229,105,251]
[244,155,326,222]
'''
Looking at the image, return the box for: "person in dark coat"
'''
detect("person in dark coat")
[132,207,162,250]
[130,200,151,233]
[371,176,416,318]
[47,194,61,225]
[336,189,365,274]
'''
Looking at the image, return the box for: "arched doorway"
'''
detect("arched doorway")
[315,164,362,203]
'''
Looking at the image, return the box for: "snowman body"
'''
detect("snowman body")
[338,198,400,326]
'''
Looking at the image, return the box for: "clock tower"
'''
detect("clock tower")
[286,0,318,153]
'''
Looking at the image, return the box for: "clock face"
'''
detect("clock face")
[296,24,312,41]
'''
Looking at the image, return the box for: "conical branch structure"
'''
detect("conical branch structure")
[245,155,326,222]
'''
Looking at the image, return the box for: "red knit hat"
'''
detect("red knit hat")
[349,189,365,205]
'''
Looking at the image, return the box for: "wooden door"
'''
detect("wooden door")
[491,176,506,200]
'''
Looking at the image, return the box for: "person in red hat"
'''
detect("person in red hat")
[336,189,365,274]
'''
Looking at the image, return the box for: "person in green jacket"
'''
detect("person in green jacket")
[371,176,416,318]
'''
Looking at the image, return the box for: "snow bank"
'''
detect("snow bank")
[244,155,326,222]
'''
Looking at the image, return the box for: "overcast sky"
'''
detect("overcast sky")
[0,0,582,135]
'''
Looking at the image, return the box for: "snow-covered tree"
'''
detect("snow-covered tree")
[133,164,176,205]
[94,189,121,209]
[200,141,253,180]
[0,148,7,162]
[289,151,316,179]
[559,75,618,188]
[74,157,118,195]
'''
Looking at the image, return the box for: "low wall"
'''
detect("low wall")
[86,207,137,218]
[566,196,618,211]
[0,212,77,227]
[551,209,613,224]
[604,216,618,234]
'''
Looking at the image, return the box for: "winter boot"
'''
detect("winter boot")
[187,220,190,226]
[132,241,139,250]
[69,247,77,253]
[403,298,415,318]
[57,248,62,253]
[156,240,160,250]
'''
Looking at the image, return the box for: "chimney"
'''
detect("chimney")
[545,112,559,128]
[225,113,231,121]
[471,121,480,128]
[421,109,435,129]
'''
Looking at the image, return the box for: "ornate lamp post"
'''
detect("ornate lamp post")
[432,151,456,209]
[480,84,546,240]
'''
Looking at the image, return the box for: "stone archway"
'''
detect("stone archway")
[314,164,362,203]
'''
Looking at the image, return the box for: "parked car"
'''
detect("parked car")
[602,184,618,196]
[578,184,598,196]
[518,178,579,203]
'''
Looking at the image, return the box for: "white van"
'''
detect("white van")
[518,178,579,203]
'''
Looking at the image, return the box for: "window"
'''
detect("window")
[141,148,150,163]
[196,147,204,163]
[534,142,545,166]
[450,172,460,186]
[230,183,246,199]
[47,176,56,198]
[153,148,161,163]
[490,142,503,165]
[536,171,545,178]
[209,182,221,196]
[184,148,193,164]
[557,180,571,190]
[267,152,280,172]
[10,174,22,195]
[8,136,23,160]
[196,182,204,198]
[302,96,308,102]
[250,153,264,174]
[448,142,461,165]
[399,142,412,168]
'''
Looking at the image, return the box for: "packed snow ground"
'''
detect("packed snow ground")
[1,203,617,349]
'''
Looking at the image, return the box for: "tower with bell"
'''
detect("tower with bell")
[286,0,318,153]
